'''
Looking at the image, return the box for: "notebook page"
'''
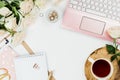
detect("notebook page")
[14,53,48,80]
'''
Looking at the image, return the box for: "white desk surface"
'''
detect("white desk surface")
[14,1,112,80]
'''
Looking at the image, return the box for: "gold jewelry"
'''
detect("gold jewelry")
[0,68,11,80]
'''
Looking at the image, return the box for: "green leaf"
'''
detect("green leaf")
[0,15,3,19]
[0,1,6,8]
[118,60,120,65]
[12,6,20,24]
[5,1,12,11]
[116,52,120,56]
[0,24,7,30]
[5,0,21,24]
[106,44,115,54]
[7,29,16,36]
[12,7,17,15]
[111,55,117,62]
[16,13,20,24]
[11,1,20,10]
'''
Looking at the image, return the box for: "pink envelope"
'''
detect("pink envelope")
[0,46,17,80]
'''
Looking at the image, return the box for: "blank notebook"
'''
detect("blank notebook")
[14,52,48,80]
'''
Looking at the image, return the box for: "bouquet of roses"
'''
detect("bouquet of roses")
[0,0,36,36]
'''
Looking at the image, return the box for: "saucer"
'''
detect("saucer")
[84,47,120,80]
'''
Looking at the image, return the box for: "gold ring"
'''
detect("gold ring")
[0,68,11,80]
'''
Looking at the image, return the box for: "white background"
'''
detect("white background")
[14,0,112,80]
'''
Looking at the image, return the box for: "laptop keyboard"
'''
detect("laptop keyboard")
[69,0,120,22]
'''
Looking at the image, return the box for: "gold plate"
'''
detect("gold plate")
[84,47,120,80]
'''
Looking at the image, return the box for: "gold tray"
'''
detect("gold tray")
[84,47,120,80]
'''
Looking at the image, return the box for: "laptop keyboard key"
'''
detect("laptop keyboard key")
[86,9,106,17]
[70,0,78,4]
[69,4,73,8]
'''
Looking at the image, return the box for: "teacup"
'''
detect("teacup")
[88,57,113,80]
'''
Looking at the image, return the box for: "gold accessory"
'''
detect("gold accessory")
[0,68,11,80]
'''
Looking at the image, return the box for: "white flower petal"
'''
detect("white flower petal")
[5,17,17,30]
[107,27,120,39]
[35,0,47,7]
[20,0,34,15]
[0,7,12,16]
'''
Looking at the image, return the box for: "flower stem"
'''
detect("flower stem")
[113,38,117,54]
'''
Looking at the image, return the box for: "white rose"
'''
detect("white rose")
[5,16,17,30]
[107,27,120,39]
[35,0,47,7]
[0,7,12,16]
[20,0,34,15]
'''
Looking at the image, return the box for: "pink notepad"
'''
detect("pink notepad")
[0,46,17,80]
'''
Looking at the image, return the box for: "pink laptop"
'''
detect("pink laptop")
[62,0,120,43]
